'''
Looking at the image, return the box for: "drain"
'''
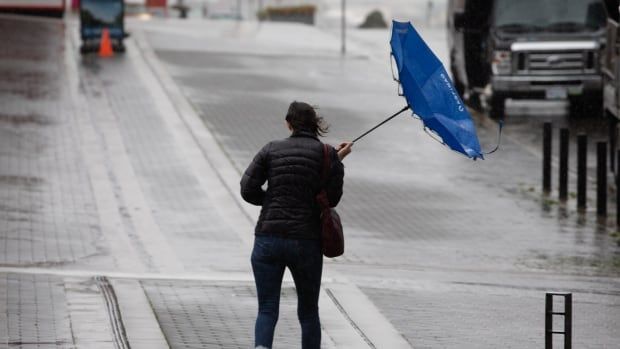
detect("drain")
[94,276,131,349]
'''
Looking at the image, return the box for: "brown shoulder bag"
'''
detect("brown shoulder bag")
[316,144,344,258]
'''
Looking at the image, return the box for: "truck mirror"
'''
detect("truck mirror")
[454,12,465,30]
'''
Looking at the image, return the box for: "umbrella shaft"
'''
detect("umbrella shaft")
[352,105,410,143]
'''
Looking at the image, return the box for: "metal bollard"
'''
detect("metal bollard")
[545,292,572,349]
[559,129,569,201]
[617,151,620,228]
[610,121,617,173]
[597,142,607,216]
[543,123,552,194]
[577,135,587,210]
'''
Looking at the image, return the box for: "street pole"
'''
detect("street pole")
[341,0,346,55]
[237,0,242,20]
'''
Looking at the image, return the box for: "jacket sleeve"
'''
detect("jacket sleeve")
[326,147,344,207]
[240,143,270,206]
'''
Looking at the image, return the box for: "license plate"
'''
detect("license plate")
[567,85,584,96]
[546,87,568,100]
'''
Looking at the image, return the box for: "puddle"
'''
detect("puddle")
[0,175,43,186]
[0,114,51,126]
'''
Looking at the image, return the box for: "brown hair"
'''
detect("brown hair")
[285,101,329,137]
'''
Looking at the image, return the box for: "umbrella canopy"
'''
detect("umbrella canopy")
[390,20,483,160]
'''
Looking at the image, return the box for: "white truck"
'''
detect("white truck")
[448,0,611,118]
[603,17,619,119]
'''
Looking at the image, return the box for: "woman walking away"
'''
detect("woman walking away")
[240,101,353,349]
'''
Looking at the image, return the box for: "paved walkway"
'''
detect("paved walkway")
[135,17,620,348]
[0,14,400,349]
[0,13,618,349]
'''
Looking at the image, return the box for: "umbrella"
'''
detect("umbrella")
[354,20,500,160]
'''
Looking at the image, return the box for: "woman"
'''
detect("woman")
[240,101,352,349]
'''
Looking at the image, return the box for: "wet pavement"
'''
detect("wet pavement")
[142,280,309,348]
[0,12,619,349]
[144,19,620,272]
[138,17,620,347]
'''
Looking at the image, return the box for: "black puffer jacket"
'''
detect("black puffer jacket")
[240,131,344,239]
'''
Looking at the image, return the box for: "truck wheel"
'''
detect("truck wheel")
[569,94,603,118]
[489,94,505,119]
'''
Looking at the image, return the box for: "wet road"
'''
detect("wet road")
[144,19,620,274]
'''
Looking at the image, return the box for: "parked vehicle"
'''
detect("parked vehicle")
[603,14,619,119]
[448,0,609,118]
[79,0,125,53]
[0,0,65,18]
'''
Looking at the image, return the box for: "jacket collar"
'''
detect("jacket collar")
[290,130,319,140]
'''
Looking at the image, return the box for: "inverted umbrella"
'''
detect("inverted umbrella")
[353,20,500,160]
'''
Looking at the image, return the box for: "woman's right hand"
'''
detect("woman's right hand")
[337,142,353,161]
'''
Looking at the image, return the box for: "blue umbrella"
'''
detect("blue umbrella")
[354,21,500,160]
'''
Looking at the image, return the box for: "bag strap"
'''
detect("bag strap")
[320,144,331,188]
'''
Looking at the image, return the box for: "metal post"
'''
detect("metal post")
[543,123,552,193]
[565,293,572,349]
[559,128,569,201]
[610,120,617,173]
[577,135,587,210]
[597,142,607,216]
[545,293,573,349]
[237,0,242,20]
[545,293,553,349]
[617,151,620,228]
[178,0,187,18]
[341,0,346,55]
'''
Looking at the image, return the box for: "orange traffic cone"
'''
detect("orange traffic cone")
[98,28,114,58]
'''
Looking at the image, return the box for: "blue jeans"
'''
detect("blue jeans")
[251,235,323,349]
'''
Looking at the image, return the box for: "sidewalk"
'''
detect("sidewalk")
[0,14,406,349]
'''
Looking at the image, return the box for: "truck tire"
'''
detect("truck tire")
[569,94,603,118]
[489,94,505,119]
